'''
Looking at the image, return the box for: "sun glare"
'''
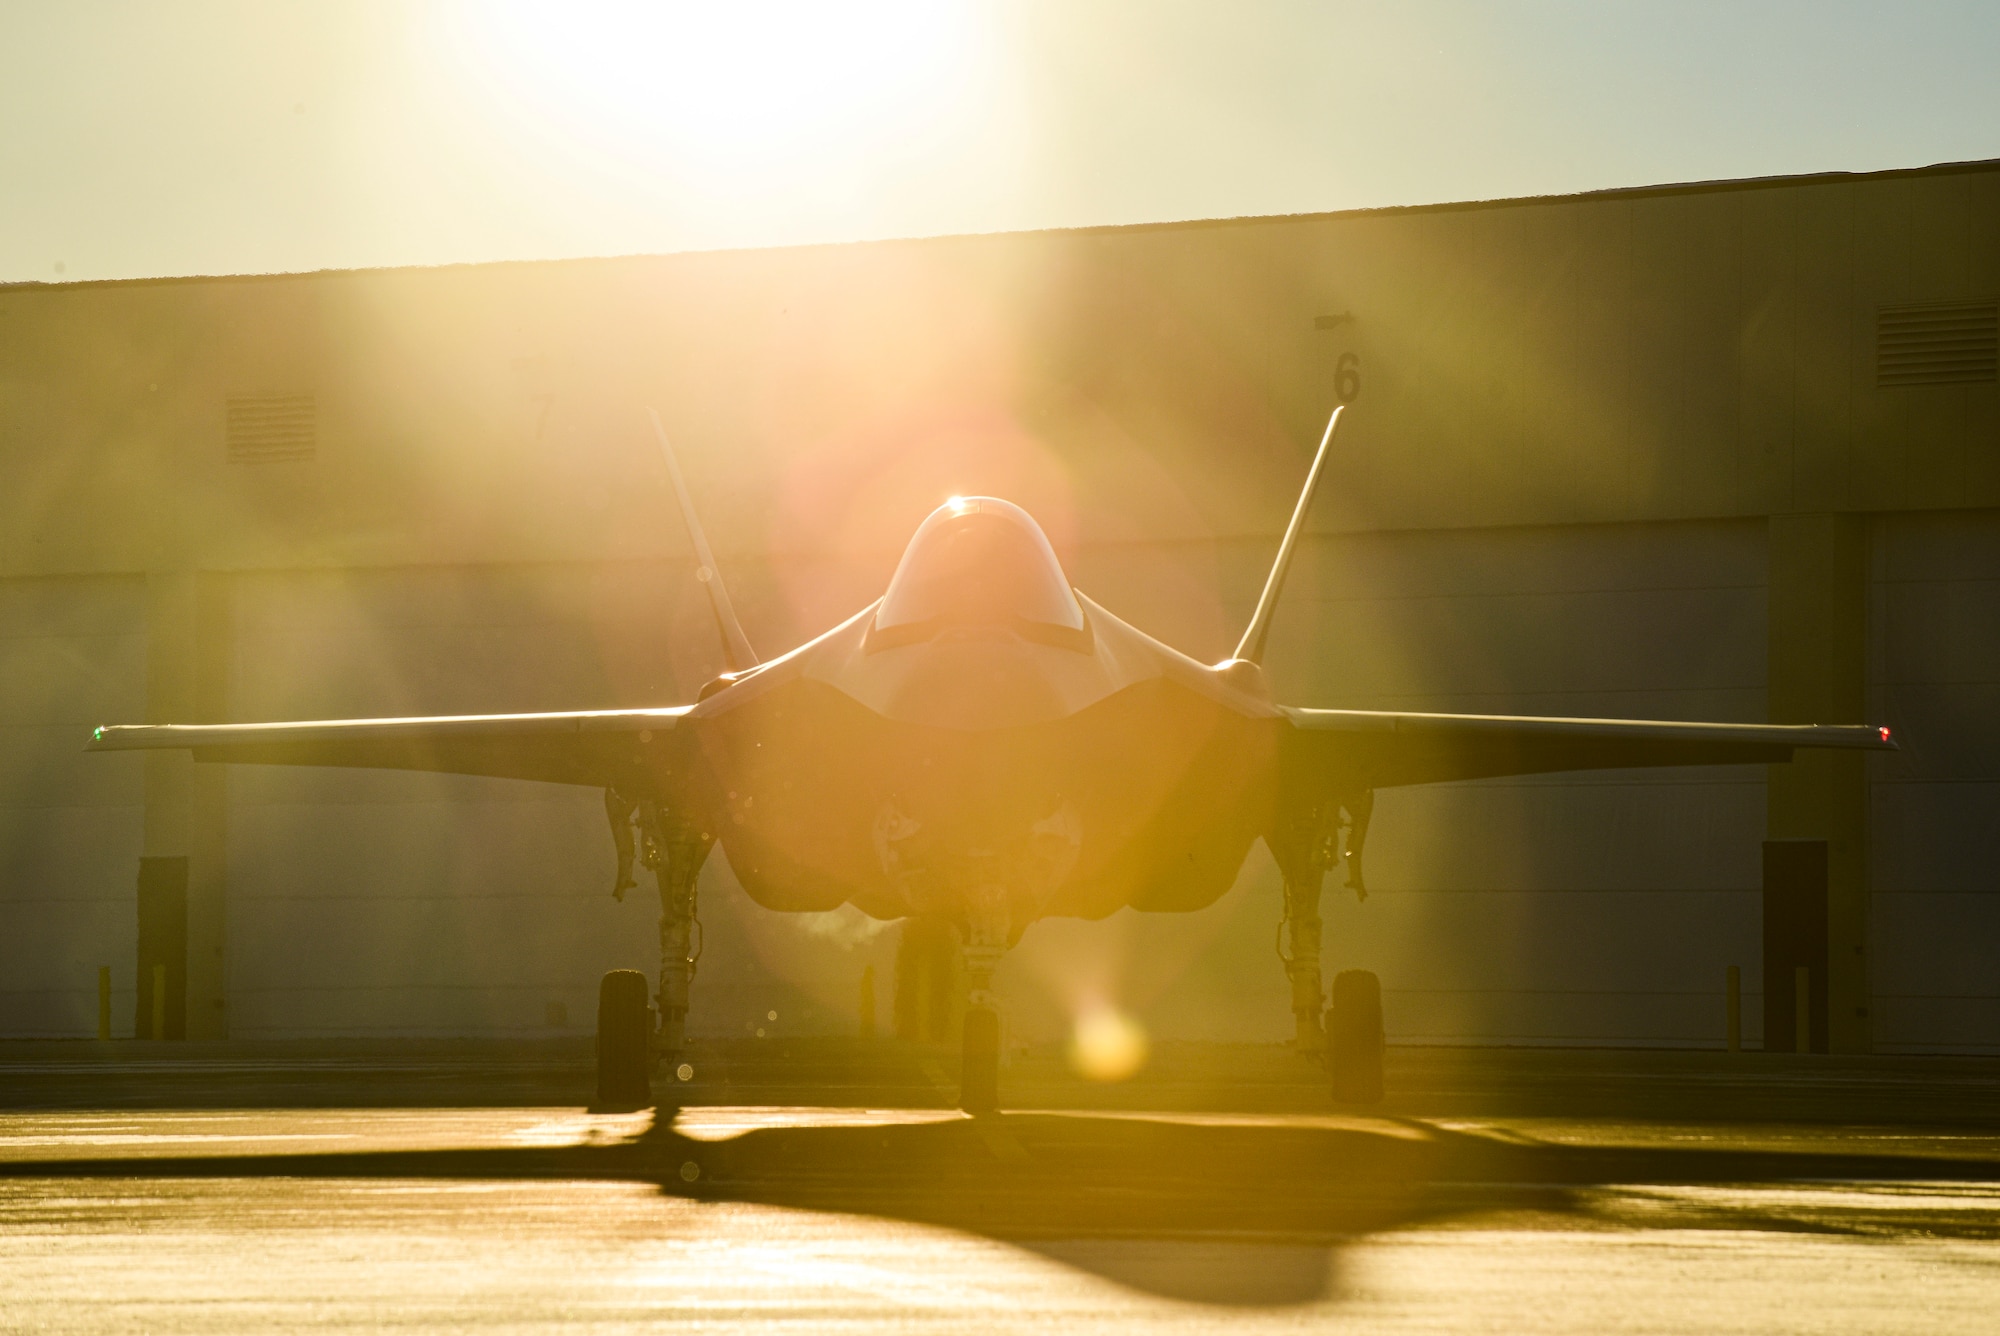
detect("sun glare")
[1069,1003,1149,1083]
[445,1,995,203]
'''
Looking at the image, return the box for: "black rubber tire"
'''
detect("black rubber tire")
[959,1005,1000,1112]
[1327,969,1385,1104]
[595,969,653,1111]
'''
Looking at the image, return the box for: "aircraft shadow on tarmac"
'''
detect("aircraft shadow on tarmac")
[8,1112,2000,1307]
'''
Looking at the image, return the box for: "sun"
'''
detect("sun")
[441,1,994,198]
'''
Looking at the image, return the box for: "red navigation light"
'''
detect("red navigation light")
[1879,726,1892,742]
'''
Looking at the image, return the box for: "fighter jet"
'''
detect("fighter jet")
[90,407,1894,1109]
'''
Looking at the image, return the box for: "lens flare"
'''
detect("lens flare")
[1068,1003,1148,1082]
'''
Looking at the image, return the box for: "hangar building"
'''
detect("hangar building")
[2,158,1995,1054]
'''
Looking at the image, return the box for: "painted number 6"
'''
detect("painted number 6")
[1335,352,1361,403]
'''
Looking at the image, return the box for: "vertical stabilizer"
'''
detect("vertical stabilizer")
[648,408,759,674]
[1232,406,1344,666]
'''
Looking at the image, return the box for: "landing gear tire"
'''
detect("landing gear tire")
[1327,969,1384,1105]
[959,1005,1000,1113]
[595,969,653,1112]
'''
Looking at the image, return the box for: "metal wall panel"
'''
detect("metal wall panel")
[0,576,147,1036]
[1869,510,2000,1053]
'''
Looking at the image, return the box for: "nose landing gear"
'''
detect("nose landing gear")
[960,1004,1001,1112]
[956,882,1011,1113]
[890,892,1011,1112]
[879,797,1076,1115]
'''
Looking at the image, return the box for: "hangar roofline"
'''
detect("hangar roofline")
[7,156,2000,296]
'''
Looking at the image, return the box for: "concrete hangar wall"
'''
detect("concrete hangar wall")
[2,159,1995,1054]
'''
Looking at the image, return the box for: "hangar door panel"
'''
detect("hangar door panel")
[0,576,147,1037]
[1049,519,1772,1048]
[223,565,674,1037]
[1268,519,1771,1047]
[1870,512,2000,1054]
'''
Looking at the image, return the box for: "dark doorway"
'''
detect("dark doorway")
[136,856,188,1040]
[1762,840,1828,1054]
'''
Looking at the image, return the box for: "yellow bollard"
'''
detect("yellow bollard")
[1794,966,1811,1054]
[151,964,166,1041]
[1725,965,1740,1053]
[97,966,111,1041]
[859,965,877,1038]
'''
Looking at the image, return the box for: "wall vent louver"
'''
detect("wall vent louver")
[1877,301,1998,388]
[226,394,316,462]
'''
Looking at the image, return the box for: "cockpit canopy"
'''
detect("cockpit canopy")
[872,497,1087,649]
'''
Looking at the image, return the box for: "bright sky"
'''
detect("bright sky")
[4,0,1998,284]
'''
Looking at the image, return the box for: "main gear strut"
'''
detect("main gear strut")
[640,801,711,1068]
[1272,789,1373,1055]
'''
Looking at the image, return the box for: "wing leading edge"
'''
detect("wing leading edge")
[87,708,690,788]
[1284,707,1894,788]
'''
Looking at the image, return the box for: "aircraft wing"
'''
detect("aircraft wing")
[1282,708,1894,788]
[86,708,690,789]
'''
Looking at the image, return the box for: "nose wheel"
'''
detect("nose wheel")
[960,1004,1000,1112]
[956,885,1010,1113]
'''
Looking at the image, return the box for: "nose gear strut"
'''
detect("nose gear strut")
[957,881,1010,1112]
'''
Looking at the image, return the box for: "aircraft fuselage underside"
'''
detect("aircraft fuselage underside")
[685,675,1280,933]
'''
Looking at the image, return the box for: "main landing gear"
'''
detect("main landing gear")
[595,794,713,1113]
[1275,791,1384,1105]
[595,969,652,1111]
[1326,968,1384,1104]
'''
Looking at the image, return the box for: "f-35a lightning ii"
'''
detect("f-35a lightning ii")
[91,408,1893,1109]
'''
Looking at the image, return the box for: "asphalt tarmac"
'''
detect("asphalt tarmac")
[4,1040,1999,1333]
